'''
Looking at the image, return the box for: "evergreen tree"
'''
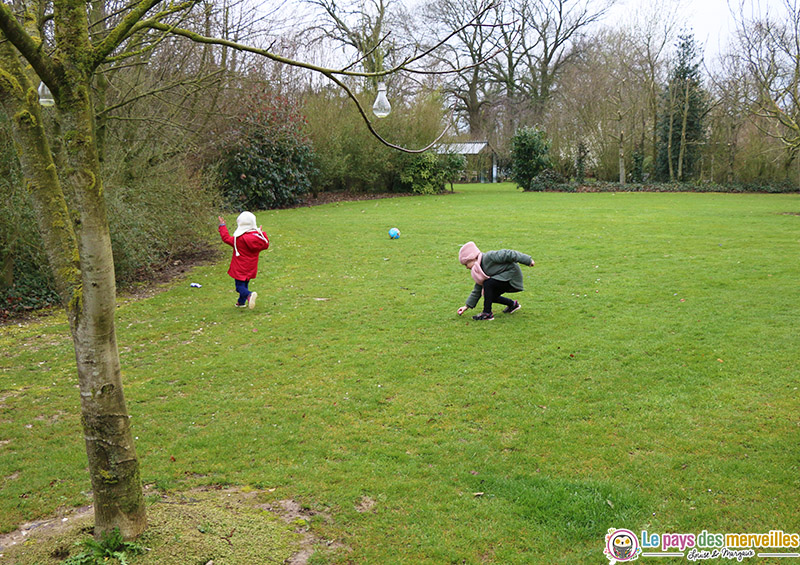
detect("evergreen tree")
[510,126,552,191]
[656,34,708,182]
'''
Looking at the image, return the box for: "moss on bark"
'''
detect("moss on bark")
[1,26,147,540]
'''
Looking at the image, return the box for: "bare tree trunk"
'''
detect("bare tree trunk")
[783,145,799,178]
[677,79,690,181]
[619,128,626,184]
[651,81,659,173]
[727,142,736,184]
[467,68,485,136]
[667,82,675,182]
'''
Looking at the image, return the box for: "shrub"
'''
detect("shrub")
[398,152,466,194]
[511,127,552,191]
[303,90,448,193]
[302,91,392,193]
[399,153,442,194]
[440,153,467,191]
[0,105,220,320]
[528,168,569,192]
[104,164,219,283]
[217,92,316,209]
[0,112,60,317]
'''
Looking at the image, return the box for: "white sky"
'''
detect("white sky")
[267,0,792,72]
[608,0,791,61]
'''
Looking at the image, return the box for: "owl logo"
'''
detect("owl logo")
[612,533,634,559]
[604,528,641,563]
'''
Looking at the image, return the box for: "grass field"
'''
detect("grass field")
[1,184,799,563]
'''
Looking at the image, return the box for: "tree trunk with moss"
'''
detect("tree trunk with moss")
[61,79,147,540]
[0,2,146,538]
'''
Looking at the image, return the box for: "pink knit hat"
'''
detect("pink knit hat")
[459,241,481,265]
[459,242,489,284]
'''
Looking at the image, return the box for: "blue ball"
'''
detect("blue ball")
[388,227,400,239]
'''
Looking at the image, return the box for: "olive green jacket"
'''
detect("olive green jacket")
[465,249,533,309]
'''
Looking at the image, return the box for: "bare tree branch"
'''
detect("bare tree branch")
[92,0,182,68]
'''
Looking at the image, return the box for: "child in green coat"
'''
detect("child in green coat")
[456,241,535,321]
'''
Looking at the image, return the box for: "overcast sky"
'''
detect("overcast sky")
[608,0,791,60]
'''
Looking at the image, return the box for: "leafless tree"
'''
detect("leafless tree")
[303,0,412,86]
[626,0,684,167]
[548,29,651,181]
[732,0,800,171]
[706,51,751,183]
[494,0,617,121]
[419,0,502,136]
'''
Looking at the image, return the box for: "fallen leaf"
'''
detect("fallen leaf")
[717,358,724,363]
[473,492,484,497]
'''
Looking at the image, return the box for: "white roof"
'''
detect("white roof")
[433,141,490,155]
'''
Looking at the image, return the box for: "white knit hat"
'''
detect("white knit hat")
[232,211,267,256]
[233,211,258,238]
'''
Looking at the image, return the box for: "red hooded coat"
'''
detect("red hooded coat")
[219,225,270,280]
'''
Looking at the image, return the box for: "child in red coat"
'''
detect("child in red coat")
[218,212,270,309]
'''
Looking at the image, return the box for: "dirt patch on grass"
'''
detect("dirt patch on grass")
[355,496,377,514]
[248,496,345,564]
[0,504,93,558]
[0,487,341,564]
[120,246,222,302]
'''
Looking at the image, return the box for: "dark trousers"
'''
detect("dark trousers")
[235,279,251,305]
[481,278,520,313]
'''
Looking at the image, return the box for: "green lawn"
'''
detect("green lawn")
[1,184,799,563]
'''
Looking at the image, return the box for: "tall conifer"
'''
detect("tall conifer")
[656,33,708,181]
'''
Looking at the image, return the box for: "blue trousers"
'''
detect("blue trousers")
[235,279,251,305]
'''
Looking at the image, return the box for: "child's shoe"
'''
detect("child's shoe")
[235,303,247,308]
[503,300,521,314]
[248,291,258,310]
[472,312,494,321]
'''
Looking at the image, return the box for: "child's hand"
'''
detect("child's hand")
[218,216,225,226]
[529,260,535,267]
[457,306,468,316]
